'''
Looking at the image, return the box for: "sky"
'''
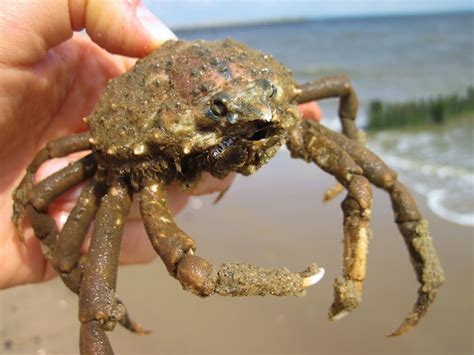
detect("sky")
[144,0,473,28]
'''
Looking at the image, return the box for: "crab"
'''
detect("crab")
[12,39,444,354]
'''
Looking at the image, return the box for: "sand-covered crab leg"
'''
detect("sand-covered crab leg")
[12,132,92,238]
[139,180,324,298]
[287,120,373,320]
[319,124,445,336]
[295,75,362,202]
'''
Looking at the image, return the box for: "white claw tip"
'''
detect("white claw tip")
[331,310,349,321]
[302,267,325,288]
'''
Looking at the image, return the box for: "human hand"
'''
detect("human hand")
[0,0,321,289]
[0,0,177,288]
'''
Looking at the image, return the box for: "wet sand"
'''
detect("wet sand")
[1,150,473,354]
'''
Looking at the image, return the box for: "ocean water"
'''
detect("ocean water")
[173,13,474,226]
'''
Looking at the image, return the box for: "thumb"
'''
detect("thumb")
[71,0,177,57]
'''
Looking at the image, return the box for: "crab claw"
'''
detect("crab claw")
[178,260,325,297]
[212,261,325,297]
[301,265,325,288]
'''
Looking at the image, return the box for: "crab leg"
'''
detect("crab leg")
[80,320,113,355]
[28,154,97,211]
[140,180,324,298]
[53,175,105,274]
[79,180,133,355]
[296,75,362,201]
[26,164,145,337]
[26,204,60,260]
[60,254,147,335]
[318,123,445,336]
[296,75,361,142]
[56,177,147,335]
[22,154,97,258]
[12,132,92,237]
[287,120,372,319]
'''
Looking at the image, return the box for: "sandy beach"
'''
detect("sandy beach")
[1,149,472,355]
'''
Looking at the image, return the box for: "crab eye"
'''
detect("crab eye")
[269,84,278,98]
[256,79,277,98]
[209,92,230,118]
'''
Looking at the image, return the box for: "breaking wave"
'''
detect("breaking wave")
[368,125,474,227]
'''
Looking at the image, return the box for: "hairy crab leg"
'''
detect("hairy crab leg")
[140,181,324,298]
[318,123,445,336]
[79,180,133,355]
[12,132,92,238]
[296,75,362,202]
[287,120,373,319]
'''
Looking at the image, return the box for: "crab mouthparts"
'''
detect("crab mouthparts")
[240,121,277,141]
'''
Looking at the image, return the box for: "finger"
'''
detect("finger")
[118,220,157,265]
[70,214,158,266]
[70,0,177,57]
[0,0,175,66]
[298,102,322,122]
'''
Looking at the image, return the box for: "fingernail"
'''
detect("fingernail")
[136,4,177,46]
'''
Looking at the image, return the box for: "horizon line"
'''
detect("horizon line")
[171,9,473,32]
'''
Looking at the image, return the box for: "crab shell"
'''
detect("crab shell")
[87,39,302,188]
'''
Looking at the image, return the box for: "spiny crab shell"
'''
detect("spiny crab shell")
[88,39,302,189]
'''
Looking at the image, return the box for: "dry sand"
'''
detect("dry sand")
[1,150,473,354]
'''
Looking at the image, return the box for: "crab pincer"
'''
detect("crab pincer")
[140,182,324,298]
[177,253,324,297]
